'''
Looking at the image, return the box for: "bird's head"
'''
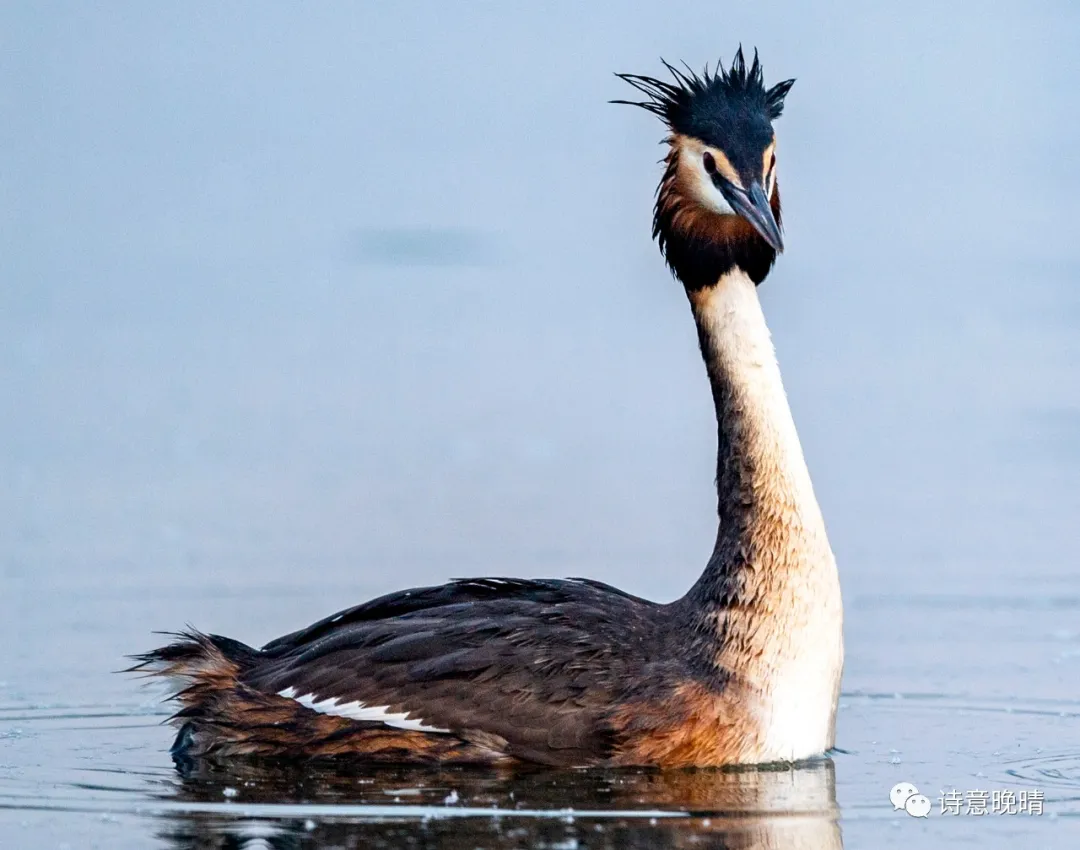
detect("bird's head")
[615,48,794,290]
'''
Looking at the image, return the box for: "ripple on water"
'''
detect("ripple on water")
[842,690,1080,719]
[1002,750,1080,790]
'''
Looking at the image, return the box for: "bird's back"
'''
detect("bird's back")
[133,577,731,767]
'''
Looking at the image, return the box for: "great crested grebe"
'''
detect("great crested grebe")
[132,48,843,768]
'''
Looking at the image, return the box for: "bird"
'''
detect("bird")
[131,47,843,769]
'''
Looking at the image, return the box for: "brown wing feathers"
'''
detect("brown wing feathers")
[134,578,680,766]
[247,580,657,765]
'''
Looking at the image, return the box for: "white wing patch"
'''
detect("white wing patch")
[278,688,451,734]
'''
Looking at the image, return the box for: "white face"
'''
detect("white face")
[674,135,777,216]
[681,139,737,215]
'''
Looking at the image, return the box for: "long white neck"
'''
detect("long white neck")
[689,269,831,584]
[684,268,843,761]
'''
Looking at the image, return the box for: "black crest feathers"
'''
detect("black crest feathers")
[613,47,794,134]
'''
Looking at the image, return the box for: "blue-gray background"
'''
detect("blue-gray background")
[2,2,1079,846]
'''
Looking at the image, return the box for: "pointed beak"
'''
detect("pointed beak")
[721,180,784,253]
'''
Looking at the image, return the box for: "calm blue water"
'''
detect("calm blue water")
[2,2,1079,847]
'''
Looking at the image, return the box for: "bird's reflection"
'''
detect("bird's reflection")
[154,757,841,849]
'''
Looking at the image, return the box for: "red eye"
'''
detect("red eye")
[703,152,717,175]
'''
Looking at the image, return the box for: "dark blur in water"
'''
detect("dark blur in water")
[2,2,1079,847]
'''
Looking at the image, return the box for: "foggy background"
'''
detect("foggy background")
[2,1,1078,710]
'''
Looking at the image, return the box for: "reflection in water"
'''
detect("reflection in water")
[154,758,840,849]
